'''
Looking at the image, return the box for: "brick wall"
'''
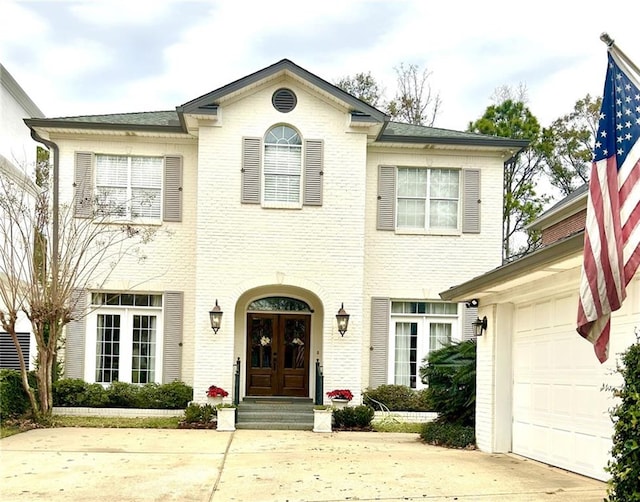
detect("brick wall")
[541,209,586,245]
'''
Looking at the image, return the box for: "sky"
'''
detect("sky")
[2,0,640,131]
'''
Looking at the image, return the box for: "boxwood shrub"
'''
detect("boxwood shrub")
[52,379,193,409]
[0,369,33,419]
[420,421,475,449]
[333,405,375,428]
[363,384,431,411]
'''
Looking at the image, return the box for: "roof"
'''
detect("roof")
[1,63,44,119]
[527,184,588,231]
[23,59,529,151]
[439,232,584,302]
[379,122,529,149]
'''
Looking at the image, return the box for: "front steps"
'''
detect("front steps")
[236,397,315,430]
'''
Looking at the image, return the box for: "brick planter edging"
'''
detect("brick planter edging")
[52,407,184,418]
[372,411,438,423]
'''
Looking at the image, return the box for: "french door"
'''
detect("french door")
[246,313,310,396]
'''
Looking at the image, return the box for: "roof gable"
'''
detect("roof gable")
[176,58,388,123]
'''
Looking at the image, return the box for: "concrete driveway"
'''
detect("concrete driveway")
[0,428,606,501]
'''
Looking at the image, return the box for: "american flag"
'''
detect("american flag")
[577,43,640,363]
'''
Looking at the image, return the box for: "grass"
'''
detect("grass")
[372,420,423,433]
[1,415,181,438]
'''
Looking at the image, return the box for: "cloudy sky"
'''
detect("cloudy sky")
[2,0,639,131]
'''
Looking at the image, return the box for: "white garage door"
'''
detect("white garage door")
[511,284,638,481]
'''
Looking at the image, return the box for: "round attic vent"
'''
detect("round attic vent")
[272,88,297,113]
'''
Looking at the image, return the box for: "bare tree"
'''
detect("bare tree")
[0,159,156,419]
[386,63,442,126]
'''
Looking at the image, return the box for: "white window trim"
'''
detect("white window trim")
[261,126,304,209]
[388,313,460,390]
[94,154,164,224]
[395,167,462,235]
[84,305,164,385]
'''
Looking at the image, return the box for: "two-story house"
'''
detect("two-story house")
[1,63,44,370]
[25,59,526,404]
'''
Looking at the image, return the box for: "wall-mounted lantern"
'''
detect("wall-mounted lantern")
[472,316,487,337]
[336,303,350,336]
[209,300,223,334]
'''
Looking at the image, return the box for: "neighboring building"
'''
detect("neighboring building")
[441,185,638,481]
[25,59,526,404]
[0,63,44,370]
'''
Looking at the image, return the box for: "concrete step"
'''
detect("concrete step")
[236,397,314,430]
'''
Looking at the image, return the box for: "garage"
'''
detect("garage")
[511,292,616,481]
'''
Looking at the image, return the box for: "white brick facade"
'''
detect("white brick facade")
[27,60,519,406]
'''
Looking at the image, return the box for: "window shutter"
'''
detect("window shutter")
[163,155,183,222]
[369,297,390,388]
[462,169,481,233]
[74,152,94,218]
[241,137,261,204]
[163,291,183,383]
[462,304,478,341]
[303,139,323,206]
[377,166,396,230]
[64,290,87,379]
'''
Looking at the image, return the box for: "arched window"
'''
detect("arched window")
[264,125,302,203]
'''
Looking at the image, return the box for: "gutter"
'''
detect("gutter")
[29,127,60,289]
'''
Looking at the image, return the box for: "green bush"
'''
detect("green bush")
[420,340,476,426]
[154,381,193,409]
[0,369,31,419]
[363,384,431,411]
[82,384,110,407]
[606,342,640,502]
[107,381,141,408]
[137,383,163,409]
[183,403,215,424]
[420,421,475,448]
[333,405,375,428]
[53,378,89,406]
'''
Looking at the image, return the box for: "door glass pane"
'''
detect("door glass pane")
[283,318,306,369]
[132,315,156,384]
[96,314,120,383]
[429,323,452,351]
[250,318,273,369]
[395,322,417,388]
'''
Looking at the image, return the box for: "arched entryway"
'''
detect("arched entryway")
[245,297,312,397]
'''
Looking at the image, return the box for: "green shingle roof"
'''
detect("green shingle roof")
[48,110,179,126]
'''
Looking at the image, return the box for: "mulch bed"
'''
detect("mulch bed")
[177,420,217,430]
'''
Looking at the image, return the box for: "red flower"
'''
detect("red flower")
[206,385,229,398]
[326,389,353,401]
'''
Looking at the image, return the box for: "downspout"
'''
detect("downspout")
[29,128,59,296]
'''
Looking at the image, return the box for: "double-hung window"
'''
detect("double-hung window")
[390,301,458,389]
[397,168,460,231]
[263,125,302,204]
[95,155,163,220]
[89,293,163,384]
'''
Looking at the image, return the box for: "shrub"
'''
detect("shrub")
[606,342,640,502]
[156,381,193,409]
[333,405,375,429]
[420,340,476,426]
[107,381,141,408]
[183,403,215,424]
[363,384,431,411]
[420,422,475,448]
[82,384,110,407]
[53,378,89,406]
[137,383,163,409]
[0,369,31,419]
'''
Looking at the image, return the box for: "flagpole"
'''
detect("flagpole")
[600,32,640,76]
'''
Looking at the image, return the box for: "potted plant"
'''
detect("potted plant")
[313,405,333,433]
[206,385,228,406]
[216,403,237,431]
[327,389,353,409]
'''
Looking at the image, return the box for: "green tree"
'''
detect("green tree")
[334,71,383,107]
[605,340,640,501]
[419,340,476,426]
[468,99,548,260]
[540,94,600,196]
